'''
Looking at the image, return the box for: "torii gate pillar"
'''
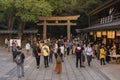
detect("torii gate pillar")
[67,20,71,40]
[43,20,47,39]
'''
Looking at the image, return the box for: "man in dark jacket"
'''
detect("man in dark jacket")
[75,44,85,68]
[15,47,25,78]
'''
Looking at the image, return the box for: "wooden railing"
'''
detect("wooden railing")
[90,12,120,26]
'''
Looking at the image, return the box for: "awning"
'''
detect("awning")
[0,30,38,34]
[76,20,120,33]
[23,30,38,34]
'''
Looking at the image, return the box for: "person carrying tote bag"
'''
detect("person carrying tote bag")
[54,48,62,74]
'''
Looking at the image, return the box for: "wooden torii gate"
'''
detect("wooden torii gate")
[37,15,80,39]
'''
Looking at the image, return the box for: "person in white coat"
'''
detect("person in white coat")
[25,42,31,55]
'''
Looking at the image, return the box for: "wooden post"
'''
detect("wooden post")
[67,20,71,40]
[43,20,47,40]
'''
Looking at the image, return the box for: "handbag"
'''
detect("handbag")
[36,48,41,56]
[56,55,62,64]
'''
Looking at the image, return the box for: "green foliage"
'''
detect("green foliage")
[15,0,53,22]
[0,0,16,24]
[47,0,101,16]
[0,0,105,32]
[48,0,77,15]
[0,0,53,23]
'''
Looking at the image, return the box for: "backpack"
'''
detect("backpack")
[15,53,22,64]
[44,47,48,53]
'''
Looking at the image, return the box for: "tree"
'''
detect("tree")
[47,0,101,16]
[0,0,106,38]
[48,0,77,15]
[14,0,53,39]
[0,0,16,30]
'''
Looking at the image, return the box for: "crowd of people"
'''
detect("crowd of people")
[4,37,120,78]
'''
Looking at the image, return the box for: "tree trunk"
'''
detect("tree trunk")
[18,22,25,39]
[8,16,15,30]
[7,16,15,38]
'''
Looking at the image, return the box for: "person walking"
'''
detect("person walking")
[49,44,53,63]
[5,38,8,48]
[60,44,65,62]
[7,39,10,52]
[54,48,62,74]
[11,43,17,62]
[86,44,93,66]
[34,42,41,69]
[75,44,84,68]
[41,42,50,68]
[14,47,25,78]
[99,45,106,65]
[65,40,70,55]
[53,41,58,59]
[25,41,31,55]
[106,45,110,63]
[82,44,86,67]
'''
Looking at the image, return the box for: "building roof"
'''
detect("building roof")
[76,20,120,32]
[87,0,120,16]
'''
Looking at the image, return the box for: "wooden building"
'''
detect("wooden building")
[77,0,120,46]
[0,30,38,46]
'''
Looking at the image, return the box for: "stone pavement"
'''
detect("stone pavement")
[0,47,120,80]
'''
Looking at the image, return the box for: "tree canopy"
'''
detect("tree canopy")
[0,0,106,38]
[0,0,53,23]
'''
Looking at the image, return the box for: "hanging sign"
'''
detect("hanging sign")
[102,31,107,36]
[107,31,115,39]
[96,32,101,37]
[116,31,120,36]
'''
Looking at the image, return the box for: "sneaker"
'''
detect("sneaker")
[45,65,47,68]
[80,65,85,68]
[22,75,24,77]
[47,65,49,67]
[37,66,39,69]
[18,76,21,78]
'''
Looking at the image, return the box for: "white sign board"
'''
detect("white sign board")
[10,39,21,46]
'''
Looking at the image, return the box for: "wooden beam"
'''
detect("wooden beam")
[38,15,80,20]
[37,23,77,26]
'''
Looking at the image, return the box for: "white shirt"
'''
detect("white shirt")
[86,47,93,55]
[60,46,65,54]
[54,43,58,53]
[25,43,31,50]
